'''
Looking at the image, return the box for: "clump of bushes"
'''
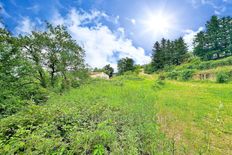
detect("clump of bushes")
[176,56,232,71]
[199,56,232,70]
[216,72,229,83]
[166,70,179,80]
[180,69,195,81]
[144,63,155,74]
[165,69,195,81]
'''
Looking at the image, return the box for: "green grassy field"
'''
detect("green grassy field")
[155,80,232,154]
[0,74,231,154]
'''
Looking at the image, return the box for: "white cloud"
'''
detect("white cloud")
[51,10,65,26]
[183,27,204,51]
[15,17,36,35]
[131,19,136,25]
[52,9,150,70]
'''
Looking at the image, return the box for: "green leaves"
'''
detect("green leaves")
[103,64,114,78]
[117,57,135,75]
[194,16,232,60]
[151,37,188,72]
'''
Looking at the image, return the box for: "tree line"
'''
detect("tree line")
[143,15,232,73]
[194,16,232,60]
[99,16,232,75]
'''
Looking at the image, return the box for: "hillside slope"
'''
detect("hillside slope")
[0,75,231,154]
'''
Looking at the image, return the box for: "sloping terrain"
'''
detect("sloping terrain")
[0,75,231,154]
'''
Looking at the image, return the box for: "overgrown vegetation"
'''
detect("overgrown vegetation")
[0,25,86,117]
[1,12,232,154]
[117,57,135,75]
[164,57,232,82]
[216,71,229,83]
[0,77,173,154]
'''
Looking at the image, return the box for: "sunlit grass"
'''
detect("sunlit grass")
[0,75,231,154]
[155,80,232,154]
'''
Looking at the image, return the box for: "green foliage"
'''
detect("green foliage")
[198,56,232,70]
[180,69,195,81]
[103,64,114,77]
[0,77,171,154]
[93,144,105,155]
[0,23,87,117]
[144,63,155,74]
[0,28,50,117]
[194,16,232,60]
[151,37,188,71]
[216,72,229,83]
[117,57,135,74]
[166,70,179,80]
[165,69,195,81]
[172,56,232,72]
[165,56,232,82]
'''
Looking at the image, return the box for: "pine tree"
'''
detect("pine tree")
[194,16,232,60]
[151,37,188,71]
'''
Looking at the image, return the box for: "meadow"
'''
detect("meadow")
[0,74,231,154]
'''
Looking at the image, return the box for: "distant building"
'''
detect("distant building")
[90,72,109,80]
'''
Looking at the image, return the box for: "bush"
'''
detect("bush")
[180,69,195,81]
[144,64,155,74]
[166,70,179,80]
[71,78,81,88]
[163,65,175,72]
[0,81,49,117]
[31,87,49,104]
[216,72,229,83]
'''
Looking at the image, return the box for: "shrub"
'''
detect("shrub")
[216,72,229,83]
[71,78,81,88]
[30,87,49,104]
[144,64,155,74]
[166,70,179,80]
[180,69,195,81]
[163,65,175,72]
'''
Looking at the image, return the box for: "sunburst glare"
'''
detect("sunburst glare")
[142,10,178,37]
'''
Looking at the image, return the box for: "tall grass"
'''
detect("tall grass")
[1,75,231,154]
[0,76,171,154]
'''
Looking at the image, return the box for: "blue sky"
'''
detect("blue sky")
[1,0,232,69]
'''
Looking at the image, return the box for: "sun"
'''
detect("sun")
[145,14,170,35]
[142,10,177,36]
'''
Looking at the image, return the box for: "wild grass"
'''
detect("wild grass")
[0,74,231,154]
[156,80,232,154]
[0,76,171,154]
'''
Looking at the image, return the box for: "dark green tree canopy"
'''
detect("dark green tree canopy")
[117,57,135,74]
[103,64,114,77]
[151,37,188,71]
[194,16,232,60]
